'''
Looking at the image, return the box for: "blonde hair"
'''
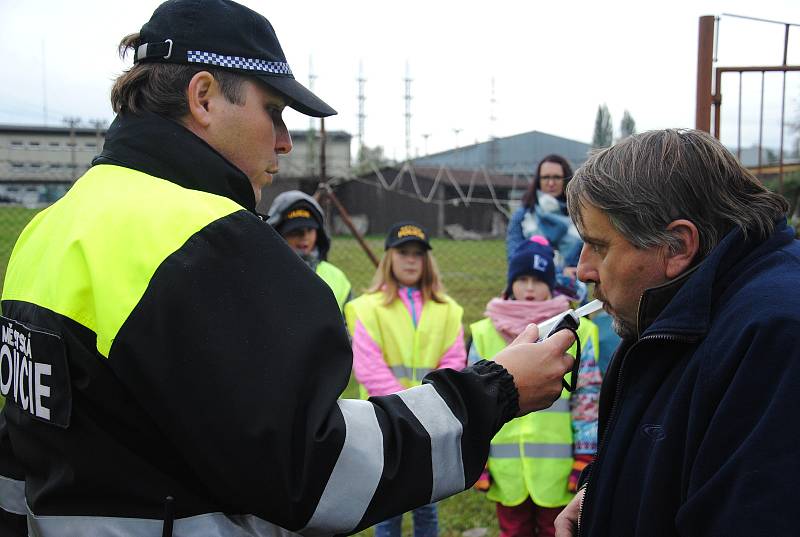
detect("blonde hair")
[367,247,447,305]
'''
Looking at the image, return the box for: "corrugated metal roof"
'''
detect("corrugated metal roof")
[412,130,591,173]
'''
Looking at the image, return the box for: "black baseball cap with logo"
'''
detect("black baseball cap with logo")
[276,201,320,235]
[385,221,432,251]
[133,0,336,118]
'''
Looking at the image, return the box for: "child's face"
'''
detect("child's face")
[283,227,317,254]
[512,275,552,302]
[390,244,426,288]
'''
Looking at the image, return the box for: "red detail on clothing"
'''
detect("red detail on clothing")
[496,497,560,537]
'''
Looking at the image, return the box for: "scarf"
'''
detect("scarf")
[485,295,571,343]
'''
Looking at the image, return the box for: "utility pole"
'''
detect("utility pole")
[89,119,107,153]
[63,117,81,181]
[307,56,317,176]
[422,133,431,155]
[357,61,366,162]
[404,62,412,162]
[452,128,462,149]
[489,77,498,171]
[41,39,48,125]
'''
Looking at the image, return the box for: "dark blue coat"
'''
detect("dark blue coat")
[579,221,800,536]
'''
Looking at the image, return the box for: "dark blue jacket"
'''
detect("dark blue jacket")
[579,221,800,537]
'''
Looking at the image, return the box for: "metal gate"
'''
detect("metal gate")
[695,14,799,196]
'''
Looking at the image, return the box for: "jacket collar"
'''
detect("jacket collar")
[638,219,794,339]
[92,111,256,211]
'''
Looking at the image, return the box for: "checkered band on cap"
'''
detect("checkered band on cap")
[187,50,292,75]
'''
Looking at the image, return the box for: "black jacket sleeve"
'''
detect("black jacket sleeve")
[0,410,27,536]
[110,211,518,534]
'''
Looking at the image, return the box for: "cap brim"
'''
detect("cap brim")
[386,236,432,250]
[278,217,319,235]
[257,75,337,118]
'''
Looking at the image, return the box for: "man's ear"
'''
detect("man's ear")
[185,71,217,128]
[664,219,700,279]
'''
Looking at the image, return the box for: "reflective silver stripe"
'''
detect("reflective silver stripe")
[490,443,573,459]
[388,365,433,380]
[28,510,301,537]
[0,474,26,515]
[300,399,383,536]
[541,398,570,413]
[489,443,521,458]
[389,365,411,378]
[397,384,465,502]
[524,443,573,458]
[415,367,433,378]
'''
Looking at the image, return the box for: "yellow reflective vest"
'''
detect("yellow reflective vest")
[345,291,463,398]
[470,316,599,508]
[315,261,351,312]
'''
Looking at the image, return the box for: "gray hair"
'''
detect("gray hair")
[566,129,788,258]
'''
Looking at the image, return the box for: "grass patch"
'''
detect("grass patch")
[348,489,499,537]
[0,206,42,287]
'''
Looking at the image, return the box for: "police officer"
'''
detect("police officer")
[0,1,575,535]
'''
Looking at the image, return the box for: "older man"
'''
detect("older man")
[0,1,575,536]
[555,129,798,536]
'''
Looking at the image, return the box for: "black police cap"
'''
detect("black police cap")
[133,0,336,118]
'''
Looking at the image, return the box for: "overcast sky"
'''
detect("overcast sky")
[1,0,798,161]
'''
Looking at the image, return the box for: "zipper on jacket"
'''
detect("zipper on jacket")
[576,331,694,537]
[407,287,419,328]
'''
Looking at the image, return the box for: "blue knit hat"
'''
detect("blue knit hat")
[505,236,556,297]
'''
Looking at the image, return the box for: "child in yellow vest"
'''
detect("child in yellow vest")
[267,190,353,312]
[468,236,601,537]
[345,221,466,537]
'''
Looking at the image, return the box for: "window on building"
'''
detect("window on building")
[10,162,24,168]
[49,141,60,147]
[30,163,41,168]
[50,163,63,169]
[10,141,23,146]
[85,142,97,148]
[29,141,41,146]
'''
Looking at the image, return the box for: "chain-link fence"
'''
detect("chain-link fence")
[326,235,508,334]
[0,205,43,285]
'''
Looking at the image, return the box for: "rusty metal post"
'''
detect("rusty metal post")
[319,183,380,267]
[778,23,790,194]
[696,16,715,133]
[319,118,327,184]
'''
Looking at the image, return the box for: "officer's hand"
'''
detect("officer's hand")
[493,324,575,416]
[554,488,584,536]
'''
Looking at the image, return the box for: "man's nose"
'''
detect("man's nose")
[276,125,292,155]
[576,245,594,283]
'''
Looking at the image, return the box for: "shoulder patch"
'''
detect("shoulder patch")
[0,315,71,428]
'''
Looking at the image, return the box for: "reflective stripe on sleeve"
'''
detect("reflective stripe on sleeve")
[541,398,570,413]
[489,443,573,459]
[388,365,433,380]
[396,383,465,502]
[300,399,384,536]
[28,510,302,537]
[0,474,26,515]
